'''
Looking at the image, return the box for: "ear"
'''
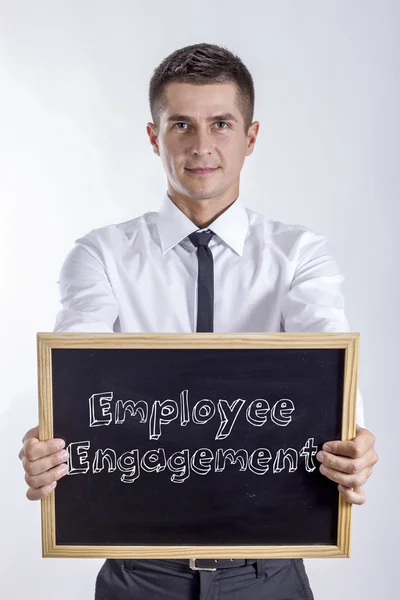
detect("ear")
[246,121,260,156]
[147,122,160,156]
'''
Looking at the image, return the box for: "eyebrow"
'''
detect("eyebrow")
[167,112,238,124]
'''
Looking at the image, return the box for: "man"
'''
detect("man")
[19,43,378,599]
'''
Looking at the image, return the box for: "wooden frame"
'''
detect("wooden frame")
[37,331,359,559]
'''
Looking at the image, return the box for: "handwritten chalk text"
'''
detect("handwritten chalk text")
[89,390,296,440]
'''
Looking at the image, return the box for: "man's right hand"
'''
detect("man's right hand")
[18,426,69,500]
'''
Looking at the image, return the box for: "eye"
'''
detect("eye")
[173,121,229,130]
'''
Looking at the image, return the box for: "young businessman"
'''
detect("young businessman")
[19,43,378,599]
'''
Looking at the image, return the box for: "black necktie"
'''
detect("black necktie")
[188,229,215,332]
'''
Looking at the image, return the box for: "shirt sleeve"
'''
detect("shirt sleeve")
[53,233,119,333]
[281,229,365,428]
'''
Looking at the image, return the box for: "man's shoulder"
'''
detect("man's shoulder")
[74,209,157,249]
[245,206,328,247]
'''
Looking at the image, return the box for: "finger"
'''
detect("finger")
[23,437,66,462]
[22,448,69,476]
[22,426,39,444]
[323,428,375,459]
[338,485,366,505]
[26,481,57,501]
[316,448,377,474]
[19,426,41,460]
[24,462,69,490]
[319,464,373,488]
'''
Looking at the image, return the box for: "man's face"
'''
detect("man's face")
[147,82,259,202]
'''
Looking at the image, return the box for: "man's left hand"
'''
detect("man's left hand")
[316,426,378,505]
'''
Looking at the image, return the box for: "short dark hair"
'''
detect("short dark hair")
[149,43,255,133]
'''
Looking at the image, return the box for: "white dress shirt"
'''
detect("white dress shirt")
[54,190,365,426]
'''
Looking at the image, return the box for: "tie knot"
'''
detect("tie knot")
[188,229,214,248]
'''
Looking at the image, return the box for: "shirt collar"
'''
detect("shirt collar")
[157,191,249,256]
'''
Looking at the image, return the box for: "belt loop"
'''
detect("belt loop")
[255,559,265,578]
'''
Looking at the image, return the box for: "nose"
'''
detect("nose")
[191,128,213,156]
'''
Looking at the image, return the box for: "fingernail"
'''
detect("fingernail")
[320,465,328,474]
[49,481,57,489]
[56,440,65,450]
[323,444,332,452]
[60,464,69,475]
[316,451,324,462]
[60,450,69,461]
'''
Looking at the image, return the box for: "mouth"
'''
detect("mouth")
[186,167,219,175]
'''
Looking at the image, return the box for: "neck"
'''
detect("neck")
[167,185,240,229]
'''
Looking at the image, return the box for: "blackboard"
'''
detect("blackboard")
[37,332,359,558]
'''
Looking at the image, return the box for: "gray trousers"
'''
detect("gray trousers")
[94,558,314,599]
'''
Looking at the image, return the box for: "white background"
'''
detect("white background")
[0,1,398,598]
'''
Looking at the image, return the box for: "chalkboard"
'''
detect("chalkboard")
[37,332,359,559]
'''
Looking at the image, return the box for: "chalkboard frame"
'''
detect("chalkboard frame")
[37,332,359,559]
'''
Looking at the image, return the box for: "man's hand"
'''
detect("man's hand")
[18,426,69,500]
[316,426,378,505]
